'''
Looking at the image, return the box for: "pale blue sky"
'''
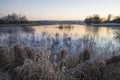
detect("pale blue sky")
[0,0,120,20]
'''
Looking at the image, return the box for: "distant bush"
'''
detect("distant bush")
[0,13,28,24]
[111,17,120,23]
[84,15,102,25]
[84,14,120,25]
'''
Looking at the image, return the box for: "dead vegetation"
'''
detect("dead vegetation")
[0,44,120,80]
[79,49,90,63]
[0,32,120,80]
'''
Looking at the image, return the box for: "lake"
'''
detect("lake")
[0,24,120,55]
[33,25,120,39]
[33,25,120,46]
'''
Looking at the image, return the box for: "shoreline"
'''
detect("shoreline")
[91,23,120,27]
[0,23,84,27]
[0,23,120,27]
[0,23,40,27]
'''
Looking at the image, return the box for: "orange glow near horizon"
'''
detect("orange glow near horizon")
[0,0,120,20]
[27,13,120,21]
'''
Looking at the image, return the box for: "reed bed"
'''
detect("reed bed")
[0,31,120,80]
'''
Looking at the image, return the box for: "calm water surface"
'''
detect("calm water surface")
[0,25,120,48]
[32,25,120,47]
[33,25,120,40]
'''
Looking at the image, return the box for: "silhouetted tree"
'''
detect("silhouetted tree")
[0,19,5,24]
[107,14,112,22]
[19,15,27,23]
[0,13,28,24]
[84,17,93,25]
[92,15,101,24]
[111,16,120,23]
[84,15,102,25]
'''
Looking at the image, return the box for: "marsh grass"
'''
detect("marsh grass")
[1,45,120,80]
[0,32,120,80]
[0,47,9,71]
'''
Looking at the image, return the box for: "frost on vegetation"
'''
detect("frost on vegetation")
[0,32,120,80]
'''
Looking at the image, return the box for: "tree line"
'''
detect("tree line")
[84,14,120,25]
[0,13,28,24]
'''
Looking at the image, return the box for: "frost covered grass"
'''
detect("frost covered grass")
[0,32,120,80]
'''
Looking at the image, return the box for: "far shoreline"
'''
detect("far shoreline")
[0,23,40,27]
[0,23,84,27]
[0,23,120,27]
[91,23,120,27]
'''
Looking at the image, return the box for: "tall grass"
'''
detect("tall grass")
[0,31,120,80]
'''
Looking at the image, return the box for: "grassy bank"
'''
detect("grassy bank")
[0,32,120,80]
[0,45,120,80]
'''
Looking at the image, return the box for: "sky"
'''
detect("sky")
[0,0,120,20]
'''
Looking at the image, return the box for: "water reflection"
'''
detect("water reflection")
[0,27,34,33]
[0,25,118,41]
[58,24,74,31]
[32,25,120,48]
[0,25,120,49]
[33,25,117,40]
